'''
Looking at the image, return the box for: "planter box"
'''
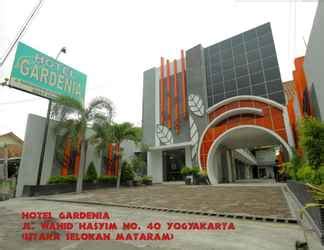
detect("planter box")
[287,180,324,245]
[22,181,116,197]
[143,180,152,185]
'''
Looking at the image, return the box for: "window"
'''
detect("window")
[220,40,232,50]
[222,58,234,70]
[233,44,245,56]
[251,71,265,85]
[260,44,276,59]
[237,75,251,88]
[264,67,280,81]
[267,79,283,93]
[238,87,251,95]
[247,49,261,63]
[257,23,271,36]
[212,72,223,83]
[236,64,249,77]
[252,84,267,96]
[223,69,235,81]
[221,49,233,61]
[214,94,225,104]
[244,29,257,41]
[248,60,263,74]
[234,54,247,66]
[225,90,236,98]
[263,56,278,69]
[213,83,224,94]
[258,32,273,47]
[245,38,258,52]
[231,34,243,47]
[269,92,285,104]
[224,79,237,92]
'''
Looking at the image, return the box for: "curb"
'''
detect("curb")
[37,198,298,225]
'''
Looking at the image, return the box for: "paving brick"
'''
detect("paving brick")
[79,185,292,219]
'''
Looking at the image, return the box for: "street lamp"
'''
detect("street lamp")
[56,47,66,60]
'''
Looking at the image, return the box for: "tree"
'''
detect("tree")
[299,117,324,184]
[52,95,113,193]
[92,122,141,189]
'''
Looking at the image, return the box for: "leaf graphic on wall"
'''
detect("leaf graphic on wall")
[189,115,199,160]
[156,124,174,145]
[188,94,205,117]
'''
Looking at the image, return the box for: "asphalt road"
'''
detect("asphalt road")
[0,197,323,250]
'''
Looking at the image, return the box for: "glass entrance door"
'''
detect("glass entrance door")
[162,149,185,181]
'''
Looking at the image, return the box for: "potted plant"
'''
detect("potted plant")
[142,176,152,185]
[180,167,192,185]
[133,176,143,186]
[199,169,210,185]
[191,167,200,185]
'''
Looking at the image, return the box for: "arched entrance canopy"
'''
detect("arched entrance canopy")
[198,95,295,173]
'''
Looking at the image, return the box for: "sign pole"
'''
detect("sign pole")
[33,47,66,196]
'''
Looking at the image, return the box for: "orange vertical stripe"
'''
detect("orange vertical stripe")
[166,59,172,128]
[181,50,188,120]
[61,139,71,176]
[173,59,180,134]
[160,57,165,125]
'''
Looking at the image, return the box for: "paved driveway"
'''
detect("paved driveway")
[70,184,292,218]
[1,198,323,250]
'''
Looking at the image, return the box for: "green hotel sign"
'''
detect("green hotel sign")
[9,42,86,104]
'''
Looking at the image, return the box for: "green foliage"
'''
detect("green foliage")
[48,175,77,184]
[142,176,152,184]
[299,117,324,169]
[191,167,200,176]
[180,167,192,176]
[98,176,117,184]
[130,154,146,175]
[121,161,135,182]
[281,149,304,179]
[301,183,324,219]
[84,162,98,182]
[296,164,317,184]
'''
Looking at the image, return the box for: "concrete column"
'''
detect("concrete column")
[147,150,163,183]
[231,157,236,182]
[185,146,193,167]
[245,165,251,179]
[226,150,233,182]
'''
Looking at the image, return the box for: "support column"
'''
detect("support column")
[226,150,233,183]
[185,146,193,167]
[147,150,163,183]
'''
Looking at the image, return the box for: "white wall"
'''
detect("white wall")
[16,114,57,197]
[147,150,163,183]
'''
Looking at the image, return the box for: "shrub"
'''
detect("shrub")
[180,167,192,176]
[191,167,200,176]
[98,176,117,184]
[131,155,146,175]
[299,117,324,169]
[296,165,317,184]
[121,161,135,182]
[48,175,76,184]
[84,162,98,182]
[142,176,152,185]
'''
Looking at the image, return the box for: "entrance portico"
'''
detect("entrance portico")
[198,96,294,185]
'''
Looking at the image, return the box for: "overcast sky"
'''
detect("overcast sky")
[0,0,318,139]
